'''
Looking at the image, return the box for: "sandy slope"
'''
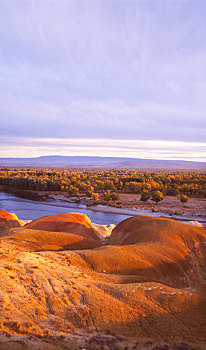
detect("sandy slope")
[0,212,206,349]
[0,209,20,235]
[6,213,102,251]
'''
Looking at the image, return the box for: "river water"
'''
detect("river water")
[0,192,130,225]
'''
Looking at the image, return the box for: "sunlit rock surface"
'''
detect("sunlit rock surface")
[0,211,206,349]
[0,209,20,235]
[187,220,205,228]
[92,223,115,238]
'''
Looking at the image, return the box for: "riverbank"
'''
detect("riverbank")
[88,204,206,224]
[1,190,205,225]
[0,191,129,225]
[48,193,206,224]
[0,186,45,201]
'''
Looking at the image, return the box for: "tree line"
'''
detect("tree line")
[0,168,205,202]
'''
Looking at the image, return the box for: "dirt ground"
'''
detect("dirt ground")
[0,213,206,349]
[118,194,206,222]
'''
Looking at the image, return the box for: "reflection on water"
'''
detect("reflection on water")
[0,191,130,225]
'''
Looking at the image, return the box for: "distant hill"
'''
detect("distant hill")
[0,155,205,169]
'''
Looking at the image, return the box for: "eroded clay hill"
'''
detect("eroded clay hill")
[0,212,206,350]
[80,216,206,287]
[5,213,102,250]
[0,209,20,235]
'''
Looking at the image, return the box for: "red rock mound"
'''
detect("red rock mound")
[4,213,101,250]
[0,214,206,348]
[25,212,94,232]
[80,216,206,287]
[109,215,205,249]
[0,209,20,235]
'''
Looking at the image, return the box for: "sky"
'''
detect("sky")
[0,0,206,161]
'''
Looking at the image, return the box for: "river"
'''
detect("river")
[0,191,130,225]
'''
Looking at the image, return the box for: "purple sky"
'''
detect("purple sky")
[0,0,205,160]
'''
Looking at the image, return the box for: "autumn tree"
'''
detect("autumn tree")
[180,194,189,203]
[111,192,119,200]
[92,192,100,202]
[103,193,111,201]
[151,190,164,203]
[140,190,150,202]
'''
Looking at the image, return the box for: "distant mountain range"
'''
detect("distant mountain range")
[0,155,205,170]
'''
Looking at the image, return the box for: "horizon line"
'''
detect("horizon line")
[0,154,205,164]
[0,137,206,162]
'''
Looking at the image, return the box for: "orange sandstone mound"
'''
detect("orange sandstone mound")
[4,213,102,250]
[109,215,205,246]
[0,214,206,349]
[0,209,20,235]
[24,212,94,232]
[80,216,206,287]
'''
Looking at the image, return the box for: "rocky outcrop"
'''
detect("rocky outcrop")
[0,209,20,235]
[187,220,205,228]
[3,213,102,250]
[79,216,206,287]
[92,223,115,238]
[0,213,206,349]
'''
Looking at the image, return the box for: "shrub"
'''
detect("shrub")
[103,193,111,201]
[151,190,164,203]
[174,210,183,216]
[180,194,189,203]
[151,205,156,212]
[92,192,100,201]
[111,192,119,201]
[140,190,150,202]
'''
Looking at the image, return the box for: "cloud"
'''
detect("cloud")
[0,0,205,153]
[0,137,205,162]
[0,94,205,141]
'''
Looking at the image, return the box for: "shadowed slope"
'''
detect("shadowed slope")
[1,214,206,348]
[3,214,206,285]
[0,240,205,348]
[3,213,102,250]
[79,216,206,287]
[109,216,205,247]
[0,209,20,235]
[3,228,100,251]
